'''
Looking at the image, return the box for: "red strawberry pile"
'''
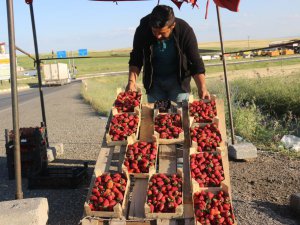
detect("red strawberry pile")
[154,114,183,139]
[114,91,141,113]
[194,191,235,225]
[189,100,217,123]
[147,173,183,213]
[190,124,222,152]
[190,152,224,187]
[109,113,139,141]
[124,141,158,173]
[88,173,127,212]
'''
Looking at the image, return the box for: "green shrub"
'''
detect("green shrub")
[231,75,300,116]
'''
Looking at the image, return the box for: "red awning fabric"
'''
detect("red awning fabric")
[90,0,240,13]
[213,0,240,12]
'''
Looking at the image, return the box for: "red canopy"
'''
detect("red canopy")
[90,0,240,12]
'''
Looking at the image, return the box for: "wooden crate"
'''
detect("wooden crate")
[121,135,159,178]
[144,169,184,219]
[106,112,141,146]
[192,184,237,225]
[189,147,228,194]
[188,95,218,126]
[154,108,184,145]
[190,118,224,152]
[112,88,143,116]
[84,168,131,219]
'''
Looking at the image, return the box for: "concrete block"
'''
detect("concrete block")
[290,193,300,216]
[46,148,55,162]
[54,143,64,155]
[47,143,64,161]
[228,142,257,160]
[0,197,48,225]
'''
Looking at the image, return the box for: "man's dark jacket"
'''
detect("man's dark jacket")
[129,15,205,93]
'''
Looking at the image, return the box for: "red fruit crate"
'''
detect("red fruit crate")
[144,169,184,219]
[111,88,142,115]
[153,108,184,145]
[106,112,141,146]
[189,147,227,193]
[192,185,236,225]
[121,135,159,178]
[188,94,218,125]
[84,168,130,219]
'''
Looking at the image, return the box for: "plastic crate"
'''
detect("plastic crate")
[28,163,89,189]
[6,144,48,180]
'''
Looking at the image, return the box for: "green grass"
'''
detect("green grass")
[16,49,300,79]
[205,57,300,74]
[80,75,128,116]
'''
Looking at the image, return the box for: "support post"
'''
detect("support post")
[216,6,235,145]
[27,1,49,147]
[6,0,23,199]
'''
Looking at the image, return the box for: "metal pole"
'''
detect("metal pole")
[216,6,235,145]
[27,2,49,147]
[6,0,23,199]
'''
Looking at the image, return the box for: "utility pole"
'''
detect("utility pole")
[248,35,250,48]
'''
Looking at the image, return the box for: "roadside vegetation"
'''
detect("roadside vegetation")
[192,74,300,157]
[81,73,300,158]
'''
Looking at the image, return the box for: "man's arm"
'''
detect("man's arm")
[193,73,210,99]
[126,66,140,91]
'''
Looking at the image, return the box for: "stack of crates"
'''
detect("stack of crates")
[5,126,48,180]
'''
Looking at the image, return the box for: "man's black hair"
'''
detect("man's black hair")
[149,5,175,28]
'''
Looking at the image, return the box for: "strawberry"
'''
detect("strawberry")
[193,191,234,224]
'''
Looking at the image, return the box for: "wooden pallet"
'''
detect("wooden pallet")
[81,100,233,225]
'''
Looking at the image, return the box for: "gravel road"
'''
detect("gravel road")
[0,82,106,225]
[0,81,299,225]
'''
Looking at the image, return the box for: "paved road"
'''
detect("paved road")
[0,81,106,225]
[0,81,82,112]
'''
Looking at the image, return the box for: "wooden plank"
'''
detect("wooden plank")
[158,145,177,174]
[139,103,154,141]
[94,147,114,172]
[183,203,194,219]
[184,218,194,225]
[80,217,104,225]
[216,99,227,148]
[128,179,148,219]
[182,101,192,206]
[157,219,177,225]
[126,221,153,225]
[110,220,126,225]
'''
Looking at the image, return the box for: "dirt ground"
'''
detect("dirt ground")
[230,150,300,225]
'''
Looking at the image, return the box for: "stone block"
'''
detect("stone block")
[46,148,55,162]
[54,143,64,156]
[0,197,48,225]
[290,193,300,216]
[228,142,257,160]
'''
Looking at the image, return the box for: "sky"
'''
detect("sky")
[0,0,300,54]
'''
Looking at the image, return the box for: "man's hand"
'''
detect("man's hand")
[193,73,210,100]
[198,86,210,100]
[126,66,139,92]
[125,81,137,92]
